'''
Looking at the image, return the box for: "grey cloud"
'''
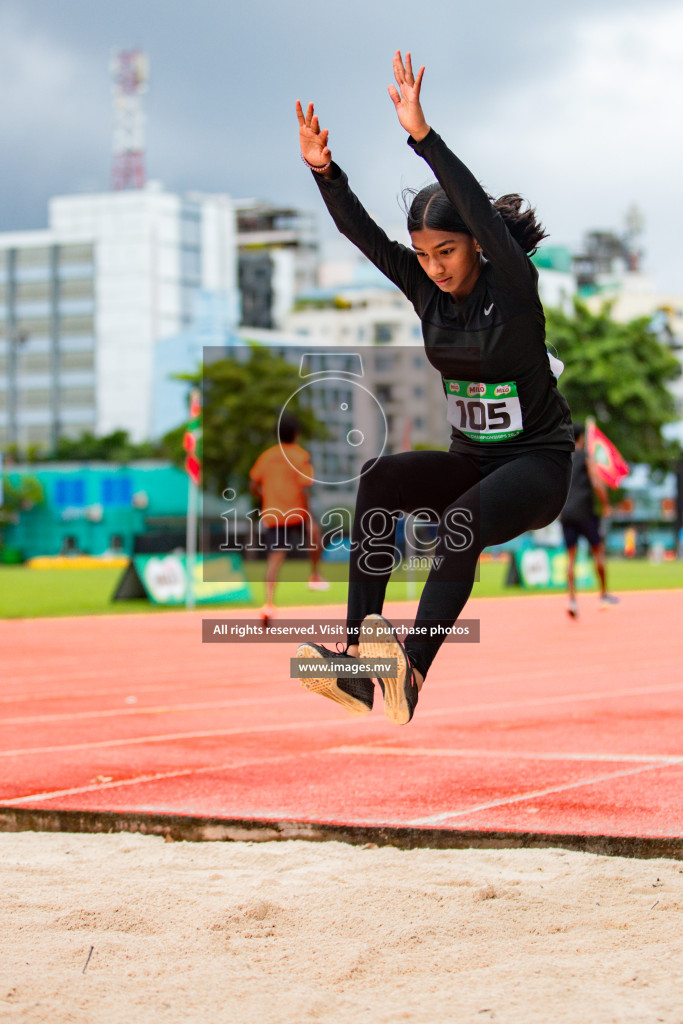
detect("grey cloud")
[1,0,680,286]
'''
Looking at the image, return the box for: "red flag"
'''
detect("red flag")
[586,418,629,487]
[183,389,202,486]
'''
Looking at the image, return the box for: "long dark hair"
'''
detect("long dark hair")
[403,183,548,256]
[278,412,300,444]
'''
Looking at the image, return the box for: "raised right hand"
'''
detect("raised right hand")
[296,100,332,170]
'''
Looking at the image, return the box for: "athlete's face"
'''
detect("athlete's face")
[410,228,482,301]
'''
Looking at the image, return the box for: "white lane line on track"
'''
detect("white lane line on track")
[7,656,683,699]
[9,755,680,824]
[328,746,683,765]
[3,678,683,729]
[0,715,365,758]
[0,695,294,725]
[3,675,683,757]
[0,678,278,705]
[426,680,683,716]
[3,675,683,759]
[406,760,683,827]
[0,664,581,689]
[0,665,279,689]
[8,654,683,685]
[0,752,303,806]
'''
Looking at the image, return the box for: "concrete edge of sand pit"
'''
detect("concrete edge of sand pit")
[0,806,681,861]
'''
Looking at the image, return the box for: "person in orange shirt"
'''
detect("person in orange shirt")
[249,412,328,624]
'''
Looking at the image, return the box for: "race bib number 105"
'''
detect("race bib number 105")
[444,379,523,442]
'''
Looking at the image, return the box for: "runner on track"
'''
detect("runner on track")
[295,51,574,724]
[249,412,328,627]
[560,421,619,618]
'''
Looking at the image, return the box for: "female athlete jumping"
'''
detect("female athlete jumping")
[295,51,574,724]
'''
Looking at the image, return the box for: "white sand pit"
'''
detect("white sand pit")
[1,831,682,1023]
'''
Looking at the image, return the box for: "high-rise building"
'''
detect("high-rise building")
[235,200,317,329]
[0,184,238,450]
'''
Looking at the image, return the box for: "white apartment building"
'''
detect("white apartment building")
[0,183,238,449]
[235,200,318,330]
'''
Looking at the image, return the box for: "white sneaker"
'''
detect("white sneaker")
[307,575,330,591]
[567,598,579,619]
[600,593,620,609]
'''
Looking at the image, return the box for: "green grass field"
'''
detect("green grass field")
[0,557,681,619]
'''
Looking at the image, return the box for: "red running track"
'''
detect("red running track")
[1,590,682,840]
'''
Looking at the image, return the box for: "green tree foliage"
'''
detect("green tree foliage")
[0,475,44,539]
[45,430,163,463]
[160,345,328,495]
[546,300,681,471]
[2,443,47,464]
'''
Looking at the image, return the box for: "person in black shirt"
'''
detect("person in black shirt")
[560,422,619,618]
[295,51,573,725]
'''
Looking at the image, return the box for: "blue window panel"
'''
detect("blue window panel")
[102,478,114,505]
[101,476,132,506]
[117,478,132,505]
[54,478,86,505]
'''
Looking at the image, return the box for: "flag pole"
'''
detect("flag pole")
[186,474,197,611]
[183,388,202,611]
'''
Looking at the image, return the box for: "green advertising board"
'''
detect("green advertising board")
[113,552,252,605]
[506,546,597,590]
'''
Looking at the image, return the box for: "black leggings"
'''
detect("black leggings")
[346,448,572,680]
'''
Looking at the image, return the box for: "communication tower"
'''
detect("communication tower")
[110,49,149,190]
[623,203,644,273]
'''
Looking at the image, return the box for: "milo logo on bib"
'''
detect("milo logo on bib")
[443,378,524,442]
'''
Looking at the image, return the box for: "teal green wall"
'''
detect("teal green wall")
[531,246,573,274]
[2,461,190,558]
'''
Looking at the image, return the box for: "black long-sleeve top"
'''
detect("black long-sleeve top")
[560,449,597,521]
[311,128,574,457]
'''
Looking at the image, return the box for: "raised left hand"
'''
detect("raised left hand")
[388,50,430,141]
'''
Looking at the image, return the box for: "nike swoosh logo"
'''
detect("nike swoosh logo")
[484,303,494,316]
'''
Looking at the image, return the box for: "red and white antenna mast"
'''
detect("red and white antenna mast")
[110,49,149,190]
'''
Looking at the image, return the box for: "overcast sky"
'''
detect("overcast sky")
[1,0,681,290]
